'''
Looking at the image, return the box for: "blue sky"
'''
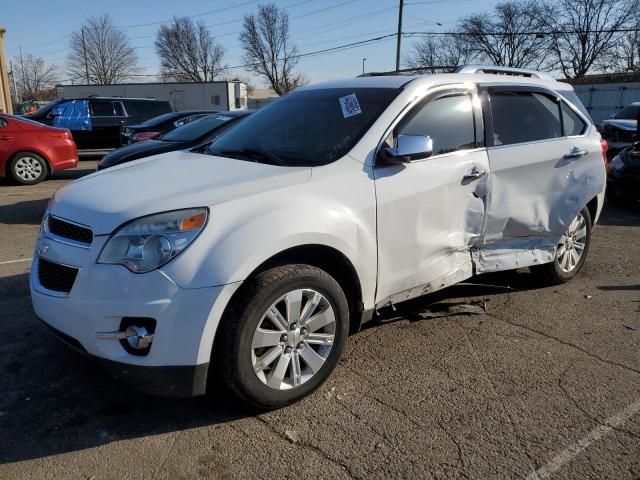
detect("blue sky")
[2,0,499,87]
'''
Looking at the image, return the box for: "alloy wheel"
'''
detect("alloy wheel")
[556,212,588,273]
[14,156,43,182]
[251,288,336,390]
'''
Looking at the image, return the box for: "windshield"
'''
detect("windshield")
[30,100,58,117]
[140,112,180,126]
[161,115,238,142]
[208,87,400,166]
[616,105,640,120]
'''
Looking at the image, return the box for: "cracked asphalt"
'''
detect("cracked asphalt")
[1,161,639,480]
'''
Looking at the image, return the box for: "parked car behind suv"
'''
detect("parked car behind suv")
[25,97,172,154]
[120,110,218,145]
[600,102,640,159]
[32,66,606,408]
[99,110,253,170]
[0,114,77,185]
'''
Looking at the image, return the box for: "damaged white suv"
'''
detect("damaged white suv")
[32,66,606,408]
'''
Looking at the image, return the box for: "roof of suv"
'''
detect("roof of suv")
[301,71,572,92]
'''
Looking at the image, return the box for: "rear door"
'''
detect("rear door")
[0,117,18,166]
[88,100,126,149]
[477,85,600,272]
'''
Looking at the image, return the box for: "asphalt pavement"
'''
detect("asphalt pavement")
[0,161,639,480]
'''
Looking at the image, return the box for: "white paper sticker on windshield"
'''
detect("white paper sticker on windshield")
[339,93,362,118]
[215,116,232,121]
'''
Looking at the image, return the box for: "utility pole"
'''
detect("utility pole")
[362,57,367,75]
[395,0,404,72]
[81,28,90,84]
[9,60,20,104]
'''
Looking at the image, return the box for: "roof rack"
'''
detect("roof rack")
[455,65,556,82]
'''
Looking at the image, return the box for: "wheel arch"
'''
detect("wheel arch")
[586,195,599,225]
[211,244,365,363]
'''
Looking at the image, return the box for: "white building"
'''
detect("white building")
[55,81,248,112]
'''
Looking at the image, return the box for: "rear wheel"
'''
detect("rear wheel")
[9,152,48,185]
[533,206,592,284]
[215,264,349,409]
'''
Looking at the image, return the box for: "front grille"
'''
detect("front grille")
[38,258,79,294]
[48,216,93,244]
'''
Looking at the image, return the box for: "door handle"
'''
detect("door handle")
[463,166,486,180]
[0,135,12,141]
[563,147,587,159]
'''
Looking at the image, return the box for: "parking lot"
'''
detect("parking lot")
[0,162,638,480]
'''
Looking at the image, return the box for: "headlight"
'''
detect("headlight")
[98,208,208,273]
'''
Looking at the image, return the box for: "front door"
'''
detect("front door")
[374,87,489,306]
[476,86,600,273]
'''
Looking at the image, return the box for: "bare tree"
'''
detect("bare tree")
[459,0,553,70]
[404,33,476,72]
[548,0,639,78]
[67,14,138,84]
[155,17,226,82]
[239,3,305,95]
[13,53,58,100]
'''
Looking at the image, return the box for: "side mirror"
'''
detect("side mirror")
[380,135,433,165]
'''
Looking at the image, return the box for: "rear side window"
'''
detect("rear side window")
[561,102,586,136]
[90,101,117,117]
[126,101,172,118]
[396,94,476,156]
[0,118,7,128]
[558,90,592,122]
[490,91,561,146]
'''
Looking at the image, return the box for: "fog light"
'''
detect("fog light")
[96,317,156,356]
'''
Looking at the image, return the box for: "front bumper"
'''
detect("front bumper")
[41,320,209,397]
[30,232,241,396]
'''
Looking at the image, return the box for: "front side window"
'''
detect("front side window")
[208,88,400,166]
[395,94,477,156]
[490,91,562,146]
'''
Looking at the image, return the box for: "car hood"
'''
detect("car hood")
[50,150,312,234]
[98,140,184,169]
[603,119,637,131]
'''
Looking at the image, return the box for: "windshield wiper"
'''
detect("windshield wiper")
[213,148,287,166]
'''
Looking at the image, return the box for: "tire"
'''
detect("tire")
[533,206,592,285]
[9,152,48,185]
[215,264,350,409]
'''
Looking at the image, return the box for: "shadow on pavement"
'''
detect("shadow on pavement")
[0,198,48,225]
[596,202,640,227]
[0,275,251,465]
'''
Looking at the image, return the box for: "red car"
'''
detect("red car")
[0,114,78,185]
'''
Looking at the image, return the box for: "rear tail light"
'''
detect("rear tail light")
[48,129,72,140]
[600,137,608,164]
[132,131,160,142]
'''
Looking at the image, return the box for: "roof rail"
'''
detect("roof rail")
[455,65,556,82]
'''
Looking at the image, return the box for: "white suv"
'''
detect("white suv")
[31,66,607,408]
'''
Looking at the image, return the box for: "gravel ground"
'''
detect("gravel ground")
[0,161,639,480]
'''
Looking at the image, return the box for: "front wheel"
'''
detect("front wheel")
[533,206,592,285]
[215,264,350,409]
